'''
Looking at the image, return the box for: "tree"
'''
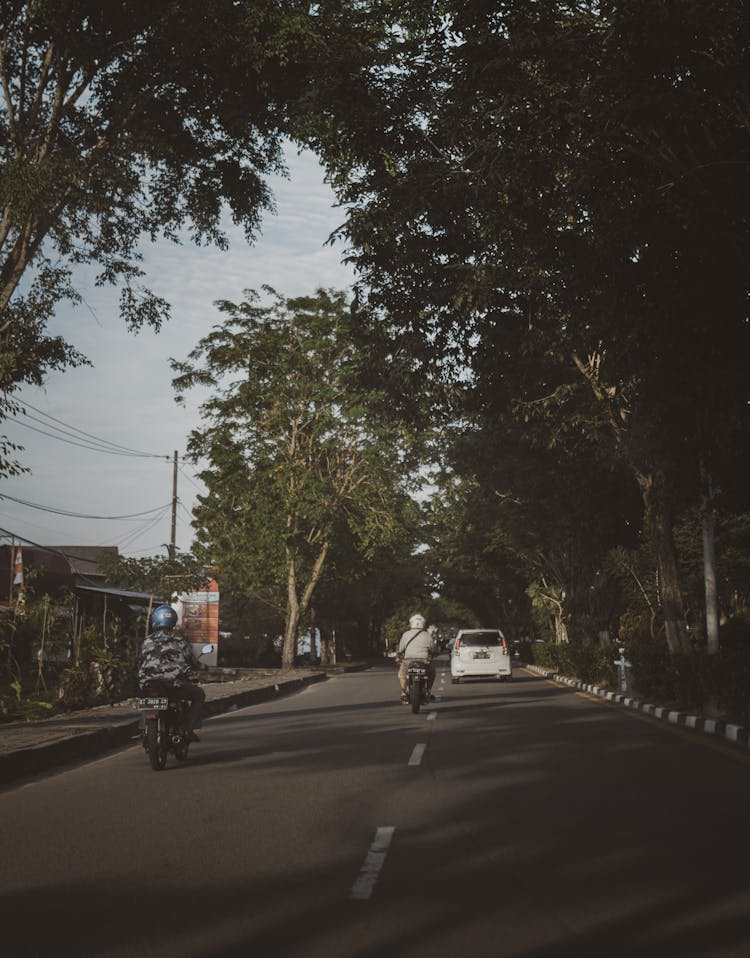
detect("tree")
[303,1,750,652]
[0,0,338,474]
[424,477,532,637]
[312,494,425,660]
[172,288,421,669]
[99,551,209,602]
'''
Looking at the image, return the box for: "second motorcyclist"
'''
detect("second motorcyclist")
[396,612,436,704]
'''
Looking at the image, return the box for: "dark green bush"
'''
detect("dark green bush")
[719,612,750,649]
[217,633,279,668]
[708,646,750,723]
[533,641,615,686]
[628,641,677,702]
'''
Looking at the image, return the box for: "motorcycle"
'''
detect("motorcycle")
[137,643,214,771]
[405,657,432,714]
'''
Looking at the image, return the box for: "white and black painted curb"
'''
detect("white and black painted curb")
[526,663,750,750]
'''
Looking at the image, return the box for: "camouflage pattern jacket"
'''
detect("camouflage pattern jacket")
[138,630,196,687]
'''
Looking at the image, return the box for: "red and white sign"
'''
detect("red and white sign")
[175,578,219,665]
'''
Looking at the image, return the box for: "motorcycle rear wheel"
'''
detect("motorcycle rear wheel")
[410,680,421,714]
[146,719,168,771]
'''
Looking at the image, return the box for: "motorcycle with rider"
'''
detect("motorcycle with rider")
[137,604,209,770]
[396,613,436,713]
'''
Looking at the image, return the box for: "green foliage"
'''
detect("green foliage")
[627,641,685,704]
[173,288,422,663]
[215,633,280,669]
[424,475,535,636]
[720,612,750,648]
[305,0,750,655]
[0,0,355,475]
[709,647,750,725]
[99,551,209,600]
[533,641,616,688]
[313,497,426,658]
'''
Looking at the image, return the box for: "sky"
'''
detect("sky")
[0,145,356,557]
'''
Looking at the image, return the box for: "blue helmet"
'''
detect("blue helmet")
[150,605,178,632]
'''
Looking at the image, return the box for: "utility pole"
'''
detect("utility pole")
[170,450,178,559]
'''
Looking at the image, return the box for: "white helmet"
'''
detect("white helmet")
[409,613,426,630]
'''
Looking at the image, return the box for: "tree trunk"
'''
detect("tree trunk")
[637,470,689,652]
[701,462,720,654]
[281,556,300,670]
[553,614,569,644]
[320,627,336,666]
[281,543,330,671]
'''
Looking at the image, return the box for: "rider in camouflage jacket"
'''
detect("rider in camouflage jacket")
[138,630,196,686]
[137,606,205,739]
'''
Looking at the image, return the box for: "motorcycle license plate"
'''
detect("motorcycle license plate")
[408,666,428,675]
[137,697,169,710]
[473,651,490,659]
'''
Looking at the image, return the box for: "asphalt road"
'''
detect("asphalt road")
[2,659,749,958]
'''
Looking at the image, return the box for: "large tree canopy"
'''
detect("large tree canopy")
[302,0,750,651]
[0,0,361,473]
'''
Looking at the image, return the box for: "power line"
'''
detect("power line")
[108,508,171,552]
[13,399,168,459]
[0,492,173,520]
[10,417,166,458]
[178,465,206,493]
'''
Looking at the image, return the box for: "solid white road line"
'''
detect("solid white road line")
[408,743,427,766]
[349,826,396,901]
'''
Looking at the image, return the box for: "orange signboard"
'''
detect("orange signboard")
[177,579,219,659]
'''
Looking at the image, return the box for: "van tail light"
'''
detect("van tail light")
[454,638,461,650]
[502,638,508,652]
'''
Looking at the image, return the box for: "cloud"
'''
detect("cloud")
[1,147,355,556]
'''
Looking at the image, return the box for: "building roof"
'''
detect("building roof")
[43,546,118,577]
[76,584,162,604]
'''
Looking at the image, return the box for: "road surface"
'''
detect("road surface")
[2,659,749,957]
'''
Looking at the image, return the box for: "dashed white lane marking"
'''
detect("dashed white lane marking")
[408,743,427,766]
[427,712,437,721]
[349,826,396,901]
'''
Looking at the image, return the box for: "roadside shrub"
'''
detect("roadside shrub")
[719,612,750,648]
[57,667,94,709]
[618,609,654,644]
[708,645,750,723]
[217,633,280,668]
[533,641,615,686]
[627,640,675,702]
[532,642,559,671]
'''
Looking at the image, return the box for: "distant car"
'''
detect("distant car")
[450,628,512,683]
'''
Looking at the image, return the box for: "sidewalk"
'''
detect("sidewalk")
[0,665,363,786]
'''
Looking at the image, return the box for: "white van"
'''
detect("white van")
[450,628,512,683]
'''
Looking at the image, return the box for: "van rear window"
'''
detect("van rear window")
[460,632,502,647]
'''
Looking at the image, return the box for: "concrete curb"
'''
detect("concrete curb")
[525,664,750,751]
[0,672,331,787]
